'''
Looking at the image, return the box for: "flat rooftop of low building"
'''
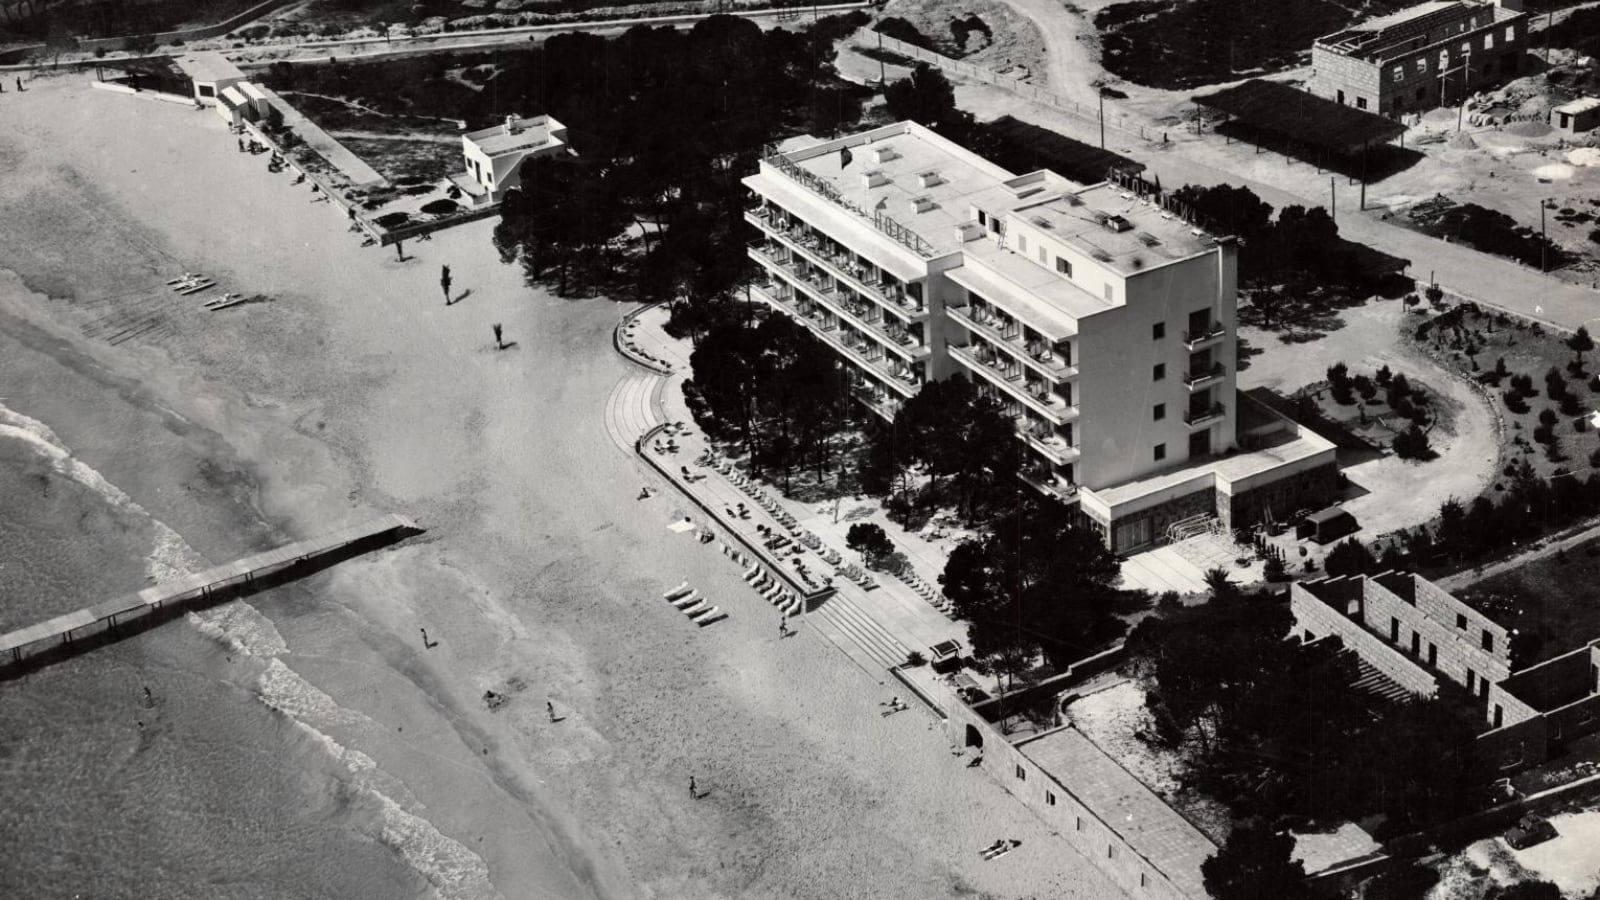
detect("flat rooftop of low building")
[1018,726,1214,898]
[465,115,563,157]
[1083,393,1337,514]
[175,51,245,84]
[1554,97,1600,116]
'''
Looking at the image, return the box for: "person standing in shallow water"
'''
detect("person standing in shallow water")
[492,324,504,349]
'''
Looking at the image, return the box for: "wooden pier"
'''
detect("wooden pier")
[1,514,421,667]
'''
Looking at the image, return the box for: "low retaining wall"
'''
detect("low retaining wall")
[614,302,675,375]
[0,0,297,63]
[88,80,196,105]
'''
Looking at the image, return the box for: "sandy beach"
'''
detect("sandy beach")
[0,74,1120,899]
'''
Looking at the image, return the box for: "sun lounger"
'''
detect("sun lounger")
[165,273,203,285]
[663,581,693,601]
[204,293,251,311]
[177,280,215,296]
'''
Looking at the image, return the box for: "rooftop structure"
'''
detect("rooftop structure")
[1307,0,1527,115]
[743,121,1338,552]
[458,114,569,204]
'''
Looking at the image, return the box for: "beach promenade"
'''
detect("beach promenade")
[605,303,969,678]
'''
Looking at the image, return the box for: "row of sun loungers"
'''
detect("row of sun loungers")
[897,568,954,616]
[169,274,215,296]
[661,582,725,627]
[710,454,875,591]
[718,544,804,617]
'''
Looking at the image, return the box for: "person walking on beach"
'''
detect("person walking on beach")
[546,700,556,722]
[778,620,789,638]
[440,265,452,305]
[689,776,697,799]
[492,323,504,349]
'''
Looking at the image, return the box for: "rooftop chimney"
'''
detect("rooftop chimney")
[503,114,518,135]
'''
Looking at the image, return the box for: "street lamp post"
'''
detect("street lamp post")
[1098,90,1105,150]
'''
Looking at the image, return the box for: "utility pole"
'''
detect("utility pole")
[1098,91,1105,150]
[1541,200,1548,273]
[1457,48,1471,132]
[1330,176,1336,224]
[1359,140,1368,211]
[878,30,885,85]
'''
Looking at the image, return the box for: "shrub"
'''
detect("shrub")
[1546,367,1568,399]
[1534,423,1554,444]
[1328,362,1355,405]
[1353,374,1377,400]
[1263,555,1287,582]
[1425,284,1443,302]
[1510,373,1536,397]
[1589,448,1600,469]
[904,650,927,667]
[1394,424,1433,460]
[1376,364,1393,385]
[1540,408,1560,428]
[1546,437,1565,462]
[1560,392,1584,417]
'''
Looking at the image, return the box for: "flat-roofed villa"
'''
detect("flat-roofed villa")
[174,51,247,107]
[742,121,1338,552]
[456,114,569,205]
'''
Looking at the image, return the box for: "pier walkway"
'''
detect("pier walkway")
[1,513,421,666]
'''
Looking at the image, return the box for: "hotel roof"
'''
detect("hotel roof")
[769,121,1221,269]
[465,115,564,157]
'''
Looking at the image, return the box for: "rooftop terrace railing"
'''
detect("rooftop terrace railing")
[766,153,936,259]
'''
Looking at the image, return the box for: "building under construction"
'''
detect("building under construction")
[1307,0,1528,116]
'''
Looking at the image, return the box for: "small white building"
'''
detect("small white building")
[174,51,247,106]
[238,82,273,121]
[215,85,251,128]
[459,114,568,202]
[1551,96,1600,136]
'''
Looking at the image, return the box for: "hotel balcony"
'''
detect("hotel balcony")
[1182,322,1227,350]
[1184,401,1227,429]
[752,284,920,398]
[1019,427,1081,466]
[748,243,931,363]
[949,343,1077,425]
[1019,467,1080,503]
[851,384,903,421]
[745,209,929,324]
[946,305,1076,381]
[1183,361,1226,391]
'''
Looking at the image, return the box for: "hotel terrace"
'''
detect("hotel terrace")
[742,122,1337,552]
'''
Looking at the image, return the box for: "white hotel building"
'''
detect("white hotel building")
[743,121,1338,552]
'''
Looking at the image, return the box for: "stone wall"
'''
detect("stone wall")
[1290,583,1441,697]
[1360,573,1511,693]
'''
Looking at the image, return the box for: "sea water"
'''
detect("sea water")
[0,294,490,899]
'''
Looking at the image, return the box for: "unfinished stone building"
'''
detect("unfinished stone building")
[1307,0,1528,116]
[1290,572,1600,777]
